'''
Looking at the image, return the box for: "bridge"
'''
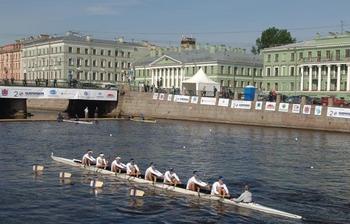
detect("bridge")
[0,86,118,119]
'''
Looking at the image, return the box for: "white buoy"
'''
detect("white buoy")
[90,180,104,188]
[295,137,298,141]
[109,134,112,137]
[59,172,72,179]
[209,129,212,132]
[310,166,314,169]
[33,165,44,172]
[183,146,186,149]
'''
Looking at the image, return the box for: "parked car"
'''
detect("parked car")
[285,95,313,104]
[321,96,348,107]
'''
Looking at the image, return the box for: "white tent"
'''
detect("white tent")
[182,68,220,96]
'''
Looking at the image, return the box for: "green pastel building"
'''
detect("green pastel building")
[261,33,350,97]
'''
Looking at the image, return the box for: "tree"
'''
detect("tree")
[251,27,296,54]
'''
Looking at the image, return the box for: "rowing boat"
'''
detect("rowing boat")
[51,153,302,220]
[62,119,94,125]
[130,118,157,123]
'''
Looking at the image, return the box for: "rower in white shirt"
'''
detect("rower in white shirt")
[111,156,127,173]
[232,185,252,203]
[186,171,210,192]
[164,168,181,186]
[211,176,230,198]
[126,158,141,177]
[96,153,108,169]
[82,150,96,166]
[145,162,163,182]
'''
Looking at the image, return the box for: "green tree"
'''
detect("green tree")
[251,27,296,54]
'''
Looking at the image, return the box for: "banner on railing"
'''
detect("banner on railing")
[0,86,118,101]
[152,93,158,100]
[200,97,216,105]
[231,100,252,109]
[159,93,165,100]
[174,95,190,103]
[218,98,230,107]
[303,105,312,114]
[314,105,322,116]
[292,104,301,113]
[278,103,289,112]
[167,94,173,101]
[191,96,198,104]
[265,102,276,111]
[255,101,263,110]
[327,107,350,119]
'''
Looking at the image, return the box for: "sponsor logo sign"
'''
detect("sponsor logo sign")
[314,105,322,116]
[278,103,289,112]
[265,102,276,111]
[159,93,165,100]
[1,88,9,96]
[152,93,158,100]
[303,105,312,114]
[218,98,230,107]
[231,100,252,109]
[191,96,198,104]
[255,101,263,110]
[292,104,301,113]
[174,95,190,103]
[167,94,173,101]
[327,107,350,119]
[200,97,216,105]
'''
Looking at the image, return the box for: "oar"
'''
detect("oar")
[129,187,145,197]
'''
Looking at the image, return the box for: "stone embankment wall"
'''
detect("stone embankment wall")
[116,91,350,133]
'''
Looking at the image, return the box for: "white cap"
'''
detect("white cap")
[115,156,121,160]
[99,153,104,157]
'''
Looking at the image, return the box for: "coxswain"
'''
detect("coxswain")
[211,176,230,198]
[164,168,181,186]
[96,153,108,169]
[232,185,252,203]
[111,156,127,173]
[145,162,163,182]
[82,150,96,166]
[186,171,210,192]
[126,158,141,177]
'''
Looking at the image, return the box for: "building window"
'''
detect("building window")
[317,51,321,62]
[108,50,111,56]
[204,66,207,73]
[101,60,104,68]
[115,62,119,68]
[115,50,118,57]
[336,50,340,61]
[127,63,131,68]
[346,49,350,58]
[68,58,73,66]
[234,67,237,75]
[274,54,279,62]
[108,61,112,68]
[93,60,96,67]
[92,49,96,55]
[266,68,271,77]
[299,52,303,60]
[77,48,80,54]
[290,66,295,76]
[68,47,72,53]
[108,73,111,81]
[127,52,131,58]
[308,51,312,60]
[85,59,89,66]
[220,66,224,74]
[241,68,244,75]
[100,49,104,55]
[192,67,195,74]
[121,51,124,57]
[274,67,279,76]
[93,72,96,80]
[267,54,271,62]
[210,66,214,74]
[85,48,88,54]
[100,73,103,80]
[84,72,88,80]
[291,52,295,61]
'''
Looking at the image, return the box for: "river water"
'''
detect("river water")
[0,120,349,223]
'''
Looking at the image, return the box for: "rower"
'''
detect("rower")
[186,171,210,192]
[211,176,230,198]
[82,150,96,166]
[111,156,127,173]
[232,185,252,203]
[126,158,141,177]
[164,168,181,186]
[96,153,108,169]
[145,162,163,182]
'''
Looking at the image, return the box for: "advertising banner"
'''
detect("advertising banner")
[218,98,230,107]
[303,105,312,114]
[174,95,190,103]
[327,107,350,119]
[292,104,301,113]
[159,93,165,100]
[167,94,173,101]
[265,102,276,111]
[314,105,322,116]
[152,93,158,100]
[231,100,252,109]
[191,96,198,104]
[255,101,263,110]
[278,103,289,112]
[0,86,117,101]
[200,97,216,105]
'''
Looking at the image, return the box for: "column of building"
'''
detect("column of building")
[347,64,350,91]
[317,65,322,91]
[327,65,331,91]
[336,64,341,91]
[308,65,312,91]
[300,66,304,91]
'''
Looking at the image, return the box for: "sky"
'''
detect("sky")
[0,0,350,49]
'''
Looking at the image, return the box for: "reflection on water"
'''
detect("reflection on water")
[0,120,350,223]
